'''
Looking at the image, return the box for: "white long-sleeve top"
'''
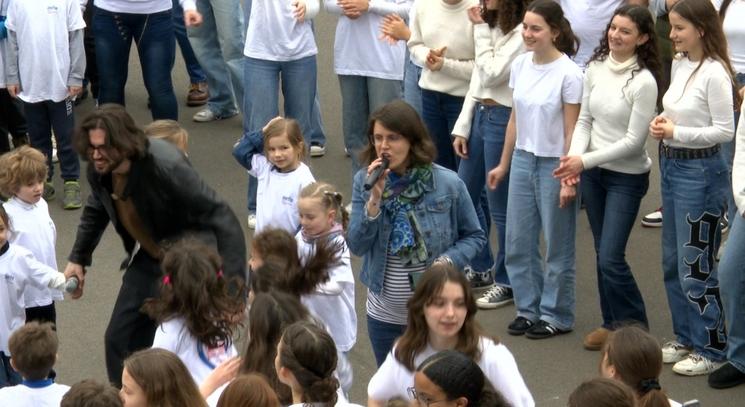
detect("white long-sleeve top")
[568,55,656,174]
[368,337,535,407]
[325,0,411,80]
[0,244,66,354]
[452,23,524,139]
[5,197,63,307]
[243,0,320,61]
[407,0,478,96]
[733,101,745,215]
[720,0,745,74]
[661,56,735,148]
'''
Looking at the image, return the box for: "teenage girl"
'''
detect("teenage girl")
[649,0,737,376]
[143,239,247,389]
[568,378,637,407]
[275,320,340,407]
[367,264,534,407]
[120,348,207,407]
[451,0,529,305]
[599,326,678,407]
[216,374,281,407]
[233,116,315,233]
[553,5,662,350]
[296,182,356,392]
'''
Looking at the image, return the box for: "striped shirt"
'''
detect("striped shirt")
[366,255,425,325]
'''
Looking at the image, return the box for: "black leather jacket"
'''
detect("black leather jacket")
[68,139,247,280]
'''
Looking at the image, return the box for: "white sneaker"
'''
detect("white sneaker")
[192,109,237,122]
[641,207,663,227]
[662,340,692,364]
[672,353,723,376]
[310,144,326,157]
[247,213,256,230]
[345,203,352,214]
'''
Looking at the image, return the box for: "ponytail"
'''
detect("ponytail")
[527,0,579,57]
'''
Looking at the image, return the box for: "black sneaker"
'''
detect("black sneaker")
[709,362,745,389]
[526,320,571,339]
[465,266,495,291]
[507,317,534,336]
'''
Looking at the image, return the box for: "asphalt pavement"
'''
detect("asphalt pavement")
[47,11,743,407]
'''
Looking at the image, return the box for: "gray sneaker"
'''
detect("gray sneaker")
[43,181,56,201]
[63,180,82,210]
[476,285,514,309]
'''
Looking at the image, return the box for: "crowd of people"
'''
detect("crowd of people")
[0,0,744,406]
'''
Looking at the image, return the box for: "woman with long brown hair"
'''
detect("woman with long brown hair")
[366,264,533,407]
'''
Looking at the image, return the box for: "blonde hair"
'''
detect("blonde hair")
[144,119,189,153]
[263,118,306,161]
[299,182,349,230]
[0,146,48,197]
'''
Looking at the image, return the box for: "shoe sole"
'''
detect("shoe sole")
[583,342,604,351]
[673,366,718,376]
[63,203,82,210]
[507,328,528,336]
[477,299,514,310]
[310,150,326,157]
[641,220,663,227]
[186,100,208,107]
[526,329,571,340]
[193,112,238,122]
[470,283,496,294]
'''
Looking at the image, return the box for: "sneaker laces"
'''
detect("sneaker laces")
[662,340,687,351]
[483,285,509,299]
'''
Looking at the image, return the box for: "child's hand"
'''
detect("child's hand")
[467,6,484,24]
[199,356,242,398]
[68,86,82,98]
[184,9,203,27]
[379,14,410,44]
[262,116,284,134]
[7,84,19,98]
[338,0,369,15]
[293,1,307,22]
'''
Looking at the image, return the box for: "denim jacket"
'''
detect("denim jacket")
[347,164,486,295]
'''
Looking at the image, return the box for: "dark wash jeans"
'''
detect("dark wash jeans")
[581,167,649,329]
[93,7,178,120]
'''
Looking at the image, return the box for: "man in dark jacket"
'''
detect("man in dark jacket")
[65,104,246,386]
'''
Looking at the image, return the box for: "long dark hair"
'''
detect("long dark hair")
[240,290,309,406]
[719,0,733,19]
[395,263,493,371]
[494,0,530,34]
[670,0,742,108]
[526,0,579,57]
[278,321,339,406]
[124,349,207,407]
[142,238,247,348]
[75,104,148,161]
[589,5,663,106]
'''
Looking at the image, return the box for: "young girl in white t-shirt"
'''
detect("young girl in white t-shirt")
[486,0,583,339]
[233,116,315,233]
[296,182,356,393]
[144,238,246,390]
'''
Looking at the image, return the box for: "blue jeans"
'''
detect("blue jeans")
[456,104,511,282]
[403,57,422,117]
[188,0,245,116]
[421,89,463,172]
[0,352,21,388]
[367,315,407,367]
[582,167,649,329]
[660,153,728,361]
[505,150,578,330]
[172,0,206,84]
[719,211,745,372]
[93,7,177,120]
[25,99,80,181]
[339,75,401,177]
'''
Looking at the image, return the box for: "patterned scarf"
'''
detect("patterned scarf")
[382,165,433,265]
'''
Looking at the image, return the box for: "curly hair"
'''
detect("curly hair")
[142,238,247,349]
[395,263,494,371]
[494,0,530,34]
[74,104,148,161]
[0,146,48,197]
[278,321,339,406]
[588,5,663,107]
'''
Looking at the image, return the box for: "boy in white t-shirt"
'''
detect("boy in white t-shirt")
[5,0,86,210]
[0,322,69,405]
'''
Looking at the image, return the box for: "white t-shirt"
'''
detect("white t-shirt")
[5,0,86,103]
[0,0,10,88]
[5,197,63,307]
[720,1,745,74]
[152,317,238,387]
[249,154,315,233]
[368,337,535,407]
[559,0,623,69]
[243,0,319,61]
[0,382,70,407]
[295,232,357,352]
[407,0,478,96]
[0,244,65,354]
[661,57,735,148]
[325,0,411,80]
[510,52,584,157]
[568,56,656,174]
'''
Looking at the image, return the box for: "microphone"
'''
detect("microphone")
[364,156,390,191]
[65,277,80,293]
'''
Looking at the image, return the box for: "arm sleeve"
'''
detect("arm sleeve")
[368,351,408,402]
[672,68,735,145]
[733,105,745,215]
[67,29,86,87]
[441,56,475,81]
[439,177,487,269]
[567,69,594,157]
[580,75,658,169]
[6,29,18,85]
[68,190,113,267]
[151,322,182,353]
[21,251,66,291]
[368,0,411,18]
[179,0,197,11]
[346,170,383,256]
[452,83,476,139]
[482,342,535,407]
[474,24,522,88]
[324,0,343,15]
[561,66,584,105]
[406,2,428,67]
[232,129,264,171]
[306,0,321,20]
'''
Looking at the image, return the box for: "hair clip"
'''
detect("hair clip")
[217,269,224,279]
[162,274,172,285]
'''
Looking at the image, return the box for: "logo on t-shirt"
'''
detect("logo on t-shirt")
[282,195,294,205]
[47,6,59,14]
[197,342,232,370]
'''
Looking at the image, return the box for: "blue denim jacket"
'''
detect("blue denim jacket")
[347,164,486,295]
